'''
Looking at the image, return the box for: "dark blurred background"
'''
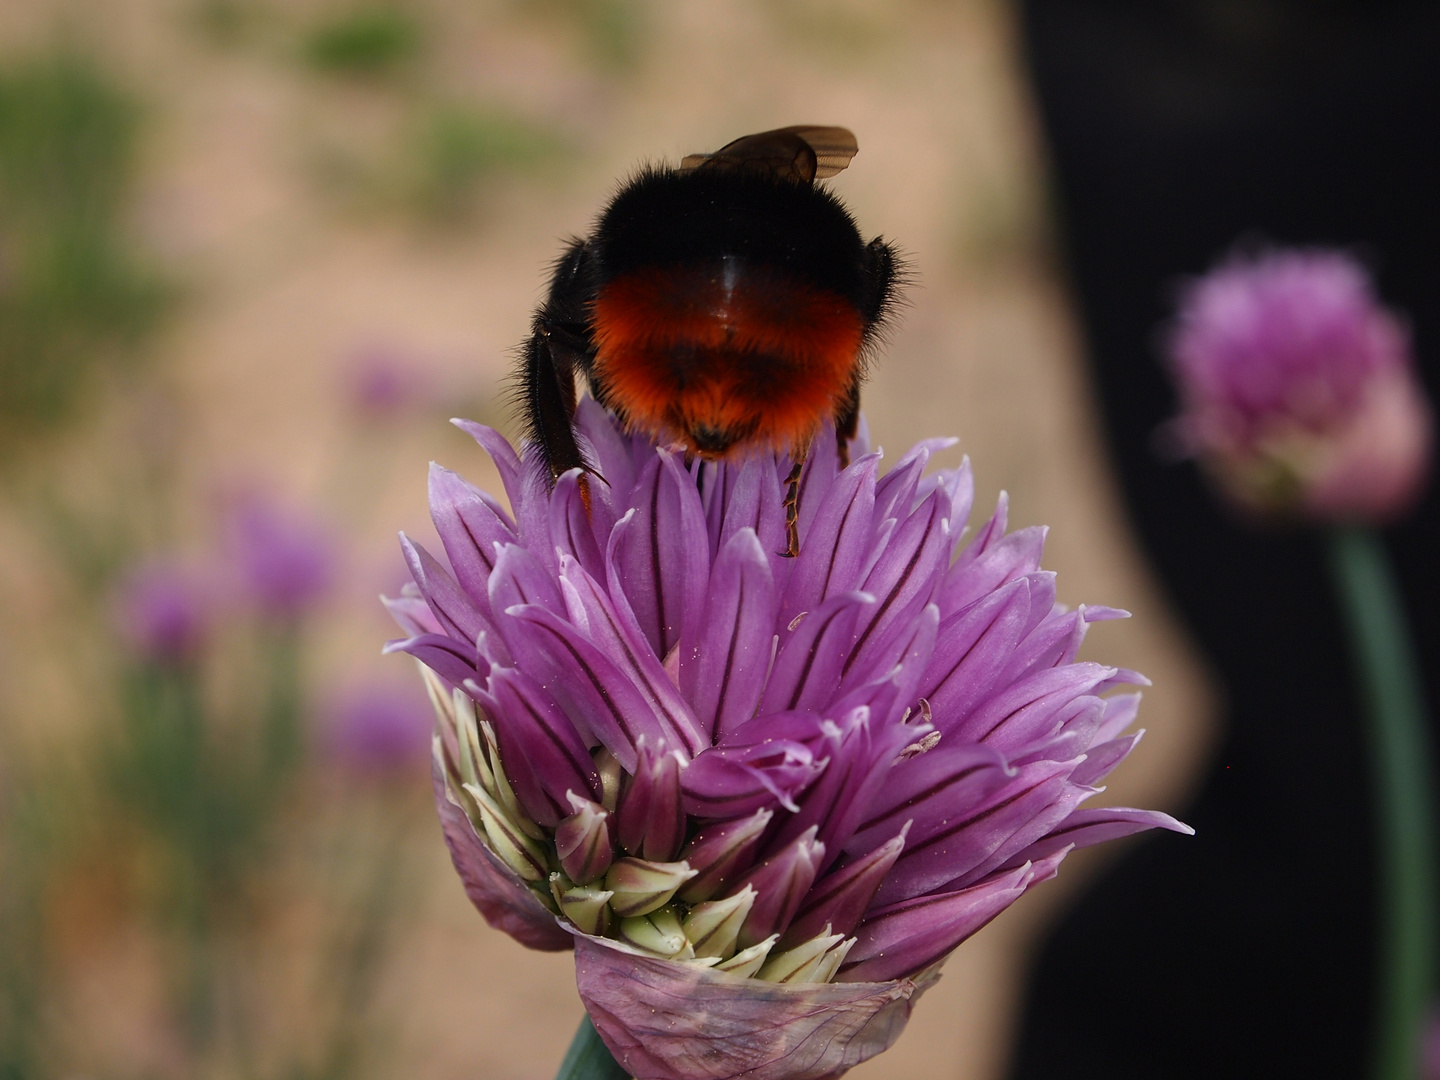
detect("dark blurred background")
[1010,2,1440,1077]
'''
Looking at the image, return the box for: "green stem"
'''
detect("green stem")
[555,1015,630,1080]
[1327,526,1438,1080]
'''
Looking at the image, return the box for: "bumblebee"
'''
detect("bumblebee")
[519,125,903,555]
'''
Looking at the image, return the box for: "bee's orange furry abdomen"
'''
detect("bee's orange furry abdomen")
[591,262,865,456]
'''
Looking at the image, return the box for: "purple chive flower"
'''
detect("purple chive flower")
[388,402,1189,1079]
[325,681,432,772]
[1165,248,1433,522]
[226,495,334,617]
[116,561,211,664]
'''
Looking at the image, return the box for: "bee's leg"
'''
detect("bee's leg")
[522,316,589,500]
[781,452,807,558]
[833,375,862,470]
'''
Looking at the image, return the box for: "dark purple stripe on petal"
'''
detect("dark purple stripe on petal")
[680,528,777,742]
[839,852,1065,983]
[561,555,705,757]
[399,533,493,647]
[999,806,1193,869]
[428,463,516,613]
[480,664,601,826]
[760,590,873,716]
[779,454,880,629]
[383,634,479,687]
[505,604,671,772]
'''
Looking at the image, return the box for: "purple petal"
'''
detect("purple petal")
[431,740,570,951]
[872,438,956,525]
[717,454,788,582]
[872,758,1085,905]
[487,541,565,620]
[556,792,615,884]
[610,452,711,659]
[759,591,873,717]
[680,528,778,742]
[504,603,673,772]
[561,555,705,757]
[845,743,1011,858]
[1069,732,1142,787]
[843,491,952,682]
[681,734,826,820]
[617,737,687,861]
[732,827,824,950]
[428,463,517,612]
[783,827,907,946]
[953,662,1117,752]
[382,590,442,636]
[574,933,931,1080]
[477,664,601,826]
[550,469,609,582]
[917,577,1033,735]
[574,396,638,503]
[383,633,479,687]
[940,523,1046,613]
[399,534,490,646]
[678,809,774,903]
[779,454,880,628]
[839,852,1066,984]
[1002,806,1194,868]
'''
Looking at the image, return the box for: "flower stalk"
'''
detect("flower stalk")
[1327,527,1438,1080]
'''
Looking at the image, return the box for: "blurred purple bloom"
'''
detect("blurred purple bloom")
[389,404,1189,1079]
[326,682,431,772]
[226,496,334,617]
[1165,248,1433,522]
[116,561,210,664]
[345,346,432,421]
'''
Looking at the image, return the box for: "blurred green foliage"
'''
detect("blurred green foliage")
[518,0,649,72]
[0,53,168,455]
[404,103,567,222]
[303,5,421,76]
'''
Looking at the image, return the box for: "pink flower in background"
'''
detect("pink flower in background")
[116,561,211,664]
[1165,248,1433,522]
[325,681,431,772]
[226,496,334,617]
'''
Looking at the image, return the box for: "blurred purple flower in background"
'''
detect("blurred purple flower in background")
[344,345,434,422]
[325,681,432,773]
[116,561,211,664]
[386,403,1189,1079]
[226,495,334,618]
[1164,248,1433,522]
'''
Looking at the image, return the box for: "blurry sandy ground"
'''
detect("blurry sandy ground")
[0,0,1217,1076]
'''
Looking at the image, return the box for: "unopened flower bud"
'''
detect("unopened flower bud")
[732,827,823,951]
[605,857,697,918]
[594,746,622,812]
[714,934,778,978]
[617,738,686,861]
[682,885,756,959]
[621,904,694,959]
[463,782,548,883]
[758,929,846,984]
[551,876,614,937]
[677,808,772,903]
[555,792,614,884]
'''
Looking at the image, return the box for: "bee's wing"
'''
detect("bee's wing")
[678,125,859,184]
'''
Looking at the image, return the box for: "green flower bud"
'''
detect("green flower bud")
[604,857,696,918]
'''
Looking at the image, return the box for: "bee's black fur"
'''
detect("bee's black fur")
[518,137,904,488]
